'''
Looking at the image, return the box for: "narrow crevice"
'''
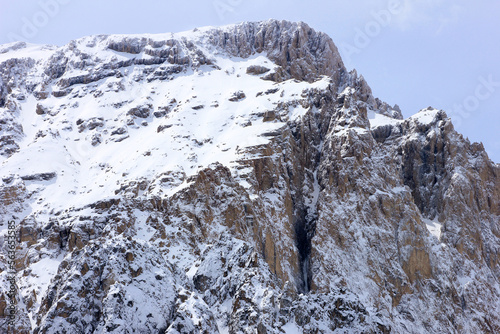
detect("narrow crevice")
[295,213,309,293]
[289,106,324,294]
[295,210,315,294]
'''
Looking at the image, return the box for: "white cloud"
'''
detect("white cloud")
[391,0,464,33]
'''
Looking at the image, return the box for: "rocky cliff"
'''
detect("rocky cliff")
[0,20,498,333]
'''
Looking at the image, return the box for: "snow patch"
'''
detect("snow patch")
[409,108,439,124]
[423,218,442,240]
[282,322,303,333]
[368,110,402,128]
[19,254,63,327]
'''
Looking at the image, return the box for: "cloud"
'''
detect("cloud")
[391,0,464,33]
[435,4,464,34]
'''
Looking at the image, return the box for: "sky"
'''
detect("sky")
[0,0,499,161]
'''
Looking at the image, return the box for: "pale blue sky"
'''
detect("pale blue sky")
[1,0,499,161]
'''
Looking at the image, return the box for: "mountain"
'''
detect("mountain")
[0,19,498,333]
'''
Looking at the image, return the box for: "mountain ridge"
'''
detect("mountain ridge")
[0,20,498,333]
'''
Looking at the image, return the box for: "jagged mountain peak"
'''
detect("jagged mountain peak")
[0,21,498,334]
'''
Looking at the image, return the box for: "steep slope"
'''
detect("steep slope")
[0,20,498,333]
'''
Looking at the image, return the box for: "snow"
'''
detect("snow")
[332,127,369,137]
[215,298,233,334]
[282,322,303,333]
[19,254,63,327]
[0,42,56,62]
[133,209,156,241]
[423,218,442,240]
[0,39,331,216]
[391,186,407,194]
[368,109,402,128]
[186,256,203,280]
[368,106,439,131]
[25,256,61,288]
[409,108,439,124]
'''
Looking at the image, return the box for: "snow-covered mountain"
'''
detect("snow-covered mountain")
[0,20,498,333]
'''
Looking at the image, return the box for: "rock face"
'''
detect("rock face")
[0,20,498,333]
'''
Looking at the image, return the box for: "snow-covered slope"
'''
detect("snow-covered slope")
[0,20,498,333]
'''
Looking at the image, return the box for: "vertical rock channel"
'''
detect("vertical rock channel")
[295,211,315,293]
[288,107,325,294]
[292,143,322,294]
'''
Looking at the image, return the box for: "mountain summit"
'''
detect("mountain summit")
[0,20,498,333]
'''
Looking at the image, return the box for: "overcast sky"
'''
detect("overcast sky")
[1,0,499,161]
